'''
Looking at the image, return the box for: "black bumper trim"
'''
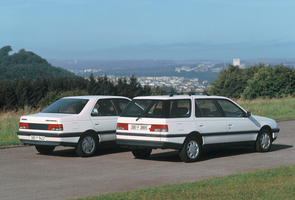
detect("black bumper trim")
[19,139,77,147]
[17,130,116,137]
[116,139,182,149]
[272,128,280,133]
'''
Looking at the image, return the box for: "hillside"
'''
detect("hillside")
[0,46,75,81]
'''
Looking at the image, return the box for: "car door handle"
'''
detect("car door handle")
[199,124,204,128]
[95,123,100,126]
[228,124,233,129]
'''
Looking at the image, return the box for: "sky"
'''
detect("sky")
[1,0,295,61]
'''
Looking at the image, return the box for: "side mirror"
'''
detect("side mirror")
[245,111,252,117]
[93,108,98,113]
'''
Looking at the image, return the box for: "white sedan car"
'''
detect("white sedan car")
[17,96,130,157]
[116,95,280,162]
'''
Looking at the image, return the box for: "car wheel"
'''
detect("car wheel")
[35,145,55,154]
[179,137,201,162]
[131,149,152,159]
[256,129,272,152]
[76,133,98,157]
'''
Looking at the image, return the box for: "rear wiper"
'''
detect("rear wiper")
[136,112,143,121]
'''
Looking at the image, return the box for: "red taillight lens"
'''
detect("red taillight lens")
[19,123,29,129]
[47,124,63,131]
[117,123,128,130]
[150,125,168,132]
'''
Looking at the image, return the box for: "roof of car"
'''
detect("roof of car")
[133,95,230,100]
[62,95,130,99]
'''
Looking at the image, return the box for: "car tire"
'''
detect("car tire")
[179,137,201,162]
[35,145,55,155]
[255,129,272,152]
[76,133,98,157]
[131,149,152,159]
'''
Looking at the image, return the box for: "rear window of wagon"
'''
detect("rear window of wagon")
[121,99,191,118]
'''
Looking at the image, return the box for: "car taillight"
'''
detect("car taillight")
[19,123,29,129]
[47,124,63,131]
[117,123,128,130]
[150,125,168,132]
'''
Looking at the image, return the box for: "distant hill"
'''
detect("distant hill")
[0,46,75,81]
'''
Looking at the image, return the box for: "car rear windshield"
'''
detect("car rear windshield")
[121,99,191,118]
[42,99,89,114]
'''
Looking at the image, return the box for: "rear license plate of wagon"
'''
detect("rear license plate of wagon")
[129,124,150,131]
[30,135,45,141]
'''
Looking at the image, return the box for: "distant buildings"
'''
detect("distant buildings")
[175,64,212,73]
[233,59,246,69]
[233,59,240,66]
[128,76,208,93]
[240,60,246,69]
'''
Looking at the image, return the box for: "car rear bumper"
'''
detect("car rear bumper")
[17,131,81,146]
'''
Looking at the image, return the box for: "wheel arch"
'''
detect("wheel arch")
[76,129,100,147]
[182,131,203,148]
[259,125,273,140]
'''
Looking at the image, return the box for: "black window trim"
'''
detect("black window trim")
[111,98,131,116]
[91,98,119,117]
[214,98,247,118]
[194,98,247,118]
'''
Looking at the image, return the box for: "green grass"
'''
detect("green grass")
[0,107,41,147]
[78,165,295,200]
[236,96,295,121]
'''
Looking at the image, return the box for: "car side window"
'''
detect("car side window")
[112,99,130,115]
[216,99,244,117]
[169,99,191,118]
[91,99,117,116]
[195,99,221,117]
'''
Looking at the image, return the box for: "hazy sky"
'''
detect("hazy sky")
[2,0,295,61]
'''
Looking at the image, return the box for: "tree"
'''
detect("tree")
[98,74,115,95]
[127,74,142,98]
[150,86,166,95]
[31,76,48,107]
[87,73,96,95]
[242,65,295,99]
[116,76,128,96]
[15,76,33,108]
[142,84,151,95]
[0,46,12,60]
[0,80,17,110]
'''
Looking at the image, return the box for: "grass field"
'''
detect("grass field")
[79,165,295,200]
[236,96,295,121]
[0,107,41,147]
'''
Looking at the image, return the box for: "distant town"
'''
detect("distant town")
[49,58,295,94]
[106,75,209,94]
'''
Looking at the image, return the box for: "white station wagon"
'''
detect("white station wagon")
[116,95,280,162]
[17,96,130,157]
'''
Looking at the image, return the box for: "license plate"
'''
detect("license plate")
[30,135,45,141]
[130,124,149,131]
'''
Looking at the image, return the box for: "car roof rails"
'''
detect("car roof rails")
[142,91,210,97]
